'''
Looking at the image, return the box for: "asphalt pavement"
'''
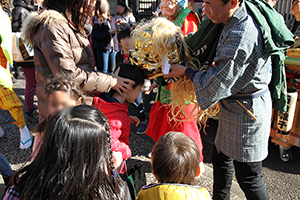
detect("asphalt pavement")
[0,79,299,199]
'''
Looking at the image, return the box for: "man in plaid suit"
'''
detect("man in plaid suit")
[165,0,271,199]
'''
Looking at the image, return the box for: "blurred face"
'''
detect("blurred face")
[264,0,276,7]
[100,0,110,13]
[204,0,236,24]
[125,85,143,103]
[48,91,79,116]
[117,5,126,14]
[291,0,300,17]
[160,0,178,17]
[35,0,43,5]
[120,36,133,51]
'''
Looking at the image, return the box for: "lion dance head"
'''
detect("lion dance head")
[130,17,219,124]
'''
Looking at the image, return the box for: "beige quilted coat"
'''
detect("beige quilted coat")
[22,10,115,121]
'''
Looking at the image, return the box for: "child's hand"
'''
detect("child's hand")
[130,116,140,127]
[112,151,123,174]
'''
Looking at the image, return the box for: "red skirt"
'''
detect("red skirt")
[146,100,204,162]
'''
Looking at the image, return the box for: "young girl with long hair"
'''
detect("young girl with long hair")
[92,0,119,73]
[4,105,131,199]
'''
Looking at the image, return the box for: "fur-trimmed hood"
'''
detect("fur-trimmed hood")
[21,10,67,45]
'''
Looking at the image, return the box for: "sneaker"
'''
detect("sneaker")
[0,126,4,137]
[137,123,147,134]
[147,152,152,158]
[25,109,39,123]
[20,125,32,149]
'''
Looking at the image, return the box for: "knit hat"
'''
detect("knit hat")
[176,0,185,8]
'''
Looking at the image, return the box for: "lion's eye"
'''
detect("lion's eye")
[167,1,171,4]
[161,0,164,4]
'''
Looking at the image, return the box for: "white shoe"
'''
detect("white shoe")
[20,125,32,149]
[199,161,205,176]
[147,152,152,158]
[0,126,4,138]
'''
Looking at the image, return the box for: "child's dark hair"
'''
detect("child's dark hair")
[118,29,131,43]
[34,74,84,133]
[152,132,200,185]
[115,63,145,89]
[14,105,124,199]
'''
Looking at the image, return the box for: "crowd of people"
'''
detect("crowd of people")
[0,0,298,199]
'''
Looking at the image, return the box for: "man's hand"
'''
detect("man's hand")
[163,64,187,78]
[112,67,135,97]
[130,116,140,127]
[145,83,158,95]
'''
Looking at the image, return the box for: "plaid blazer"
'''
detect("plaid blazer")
[193,2,272,162]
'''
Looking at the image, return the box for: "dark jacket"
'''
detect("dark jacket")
[12,0,35,67]
[286,17,300,38]
[115,50,123,68]
[92,16,119,52]
[12,0,34,32]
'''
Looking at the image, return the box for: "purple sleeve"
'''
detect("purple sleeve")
[185,68,197,81]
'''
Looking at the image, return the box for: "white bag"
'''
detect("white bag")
[12,32,34,62]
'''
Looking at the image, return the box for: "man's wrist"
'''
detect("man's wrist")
[185,68,197,81]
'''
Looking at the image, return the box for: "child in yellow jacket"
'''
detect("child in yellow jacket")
[136,131,211,200]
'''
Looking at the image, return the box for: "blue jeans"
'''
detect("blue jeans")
[0,153,12,179]
[96,49,116,74]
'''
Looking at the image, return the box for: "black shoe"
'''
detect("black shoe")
[25,109,39,123]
